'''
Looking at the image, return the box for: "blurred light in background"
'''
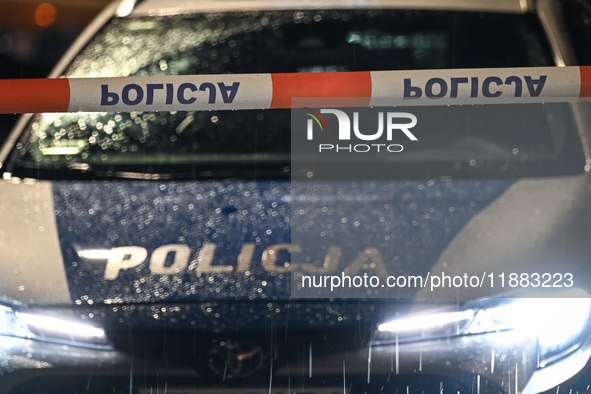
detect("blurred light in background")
[34,3,58,28]
[0,34,13,54]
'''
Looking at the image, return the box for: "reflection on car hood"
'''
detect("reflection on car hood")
[54,179,510,303]
[1,176,591,305]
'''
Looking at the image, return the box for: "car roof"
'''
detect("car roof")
[128,0,530,17]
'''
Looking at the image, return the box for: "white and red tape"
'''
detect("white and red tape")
[2,66,591,114]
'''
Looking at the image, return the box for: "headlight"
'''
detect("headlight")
[0,301,110,349]
[376,289,591,366]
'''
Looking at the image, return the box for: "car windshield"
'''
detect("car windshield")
[9,9,586,179]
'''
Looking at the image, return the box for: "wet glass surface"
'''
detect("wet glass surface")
[10,10,569,180]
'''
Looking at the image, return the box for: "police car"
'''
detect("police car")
[1,0,591,393]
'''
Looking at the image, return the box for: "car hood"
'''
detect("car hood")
[0,176,590,306]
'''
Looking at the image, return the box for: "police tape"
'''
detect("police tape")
[2,66,591,114]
